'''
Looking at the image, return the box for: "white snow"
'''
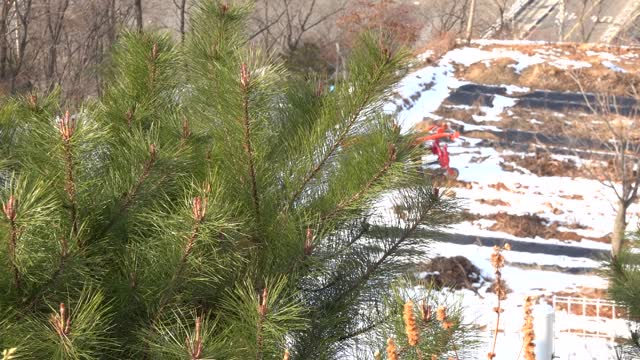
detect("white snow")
[602,60,627,73]
[550,58,592,69]
[586,50,619,60]
[389,59,467,131]
[504,84,531,94]
[472,95,518,122]
[385,43,640,359]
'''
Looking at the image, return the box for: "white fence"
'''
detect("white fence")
[551,296,632,360]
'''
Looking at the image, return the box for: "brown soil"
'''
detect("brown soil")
[560,194,584,200]
[499,162,525,174]
[501,152,621,181]
[416,256,485,292]
[435,104,481,123]
[477,198,510,206]
[488,182,512,191]
[502,153,580,177]
[432,175,474,189]
[479,212,610,243]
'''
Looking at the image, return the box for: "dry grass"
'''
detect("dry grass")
[477,199,511,207]
[468,211,610,243]
[462,58,519,86]
[500,153,622,182]
[454,42,640,96]
[415,31,457,63]
[518,63,577,91]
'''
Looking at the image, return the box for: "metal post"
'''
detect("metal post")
[582,297,586,336]
[534,302,555,360]
[596,298,600,337]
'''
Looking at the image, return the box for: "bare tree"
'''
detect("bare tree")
[250,0,346,54]
[490,0,513,38]
[0,0,13,82]
[44,0,69,89]
[465,0,477,43]
[419,0,471,37]
[562,78,640,257]
[174,0,188,42]
[134,0,143,32]
[569,0,605,42]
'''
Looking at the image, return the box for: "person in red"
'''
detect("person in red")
[414,124,459,177]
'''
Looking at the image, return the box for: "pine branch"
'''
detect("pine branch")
[332,195,436,308]
[58,111,78,247]
[240,63,261,228]
[300,221,369,293]
[287,52,391,210]
[153,196,207,325]
[96,144,157,240]
[24,251,71,309]
[336,316,389,342]
[321,144,397,223]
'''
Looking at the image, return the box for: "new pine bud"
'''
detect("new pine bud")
[240,63,250,88]
[2,195,17,222]
[58,111,76,141]
[385,338,398,360]
[259,288,268,316]
[403,300,420,346]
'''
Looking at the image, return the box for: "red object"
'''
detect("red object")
[415,124,457,173]
[431,140,450,169]
[413,124,459,144]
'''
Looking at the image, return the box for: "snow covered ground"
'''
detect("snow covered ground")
[391,41,640,359]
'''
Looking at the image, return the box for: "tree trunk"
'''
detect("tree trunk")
[179,0,186,43]
[0,1,12,80]
[465,0,477,44]
[558,0,566,41]
[611,200,627,258]
[134,0,143,33]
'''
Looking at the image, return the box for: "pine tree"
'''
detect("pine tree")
[0,1,464,358]
[608,233,640,357]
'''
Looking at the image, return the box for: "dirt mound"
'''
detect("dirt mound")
[417,255,512,299]
[560,194,584,200]
[488,212,550,238]
[489,182,511,191]
[483,212,610,243]
[477,199,510,206]
[416,256,484,291]
[501,153,621,181]
[502,153,579,177]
